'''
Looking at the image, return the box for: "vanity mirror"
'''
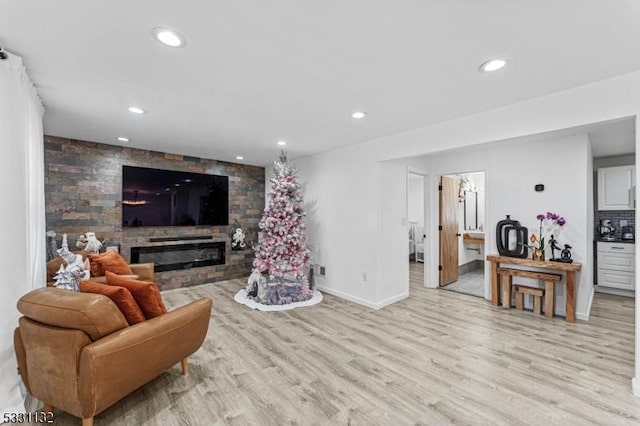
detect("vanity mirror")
[464,190,478,230]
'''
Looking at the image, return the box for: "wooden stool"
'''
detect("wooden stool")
[498,267,562,317]
[513,285,544,314]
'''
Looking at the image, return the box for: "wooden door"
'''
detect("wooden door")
[439,176,459,286]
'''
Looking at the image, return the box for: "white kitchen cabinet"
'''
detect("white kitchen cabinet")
[597,242,635,291]
[597,165,635,210]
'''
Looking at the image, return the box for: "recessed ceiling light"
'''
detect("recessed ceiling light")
[236,156,244,160]
[128,106,146,114]
[479,58,507,72]
[277,140,287,146]
[116,137,130,142]
[351,111,367,119]
[152,28,186,48]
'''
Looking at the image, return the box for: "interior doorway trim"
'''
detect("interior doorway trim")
[427,168,489,297]
[407,167,430,293]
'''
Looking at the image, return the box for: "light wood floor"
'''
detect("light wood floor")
[39,269,638,425]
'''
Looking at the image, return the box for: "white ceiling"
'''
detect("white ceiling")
[2,0,640,166]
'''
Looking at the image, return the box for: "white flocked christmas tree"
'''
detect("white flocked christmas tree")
[250,152,312,304]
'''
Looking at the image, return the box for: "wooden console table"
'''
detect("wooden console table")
[486,254,582,323]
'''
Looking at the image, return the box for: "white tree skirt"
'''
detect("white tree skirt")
[234,289,323,311]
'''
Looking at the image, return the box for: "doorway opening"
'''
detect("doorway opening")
[408,171,428,294]
[439,171,485,298]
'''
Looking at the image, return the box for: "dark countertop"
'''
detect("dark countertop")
[595,238,635,244]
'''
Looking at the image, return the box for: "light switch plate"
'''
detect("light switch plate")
[620,220,628,227]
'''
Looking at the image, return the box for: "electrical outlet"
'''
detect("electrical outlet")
[362,272,368,282]
[320,266,326,276]
[620,220,628,227]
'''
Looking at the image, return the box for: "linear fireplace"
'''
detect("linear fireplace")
[131,241,226,272]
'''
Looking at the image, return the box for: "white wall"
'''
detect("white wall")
[594,154,635,169]
[407,173,424,225]
[294,70,640,394]
[418,134,592,317]
[298,146,381,307]
[585,137,595,320]
[296,71,640,306]
[379,162,410,304]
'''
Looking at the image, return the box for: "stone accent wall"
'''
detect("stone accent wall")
[44,135,265,290]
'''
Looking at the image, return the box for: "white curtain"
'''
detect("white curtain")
[0,51,45,417]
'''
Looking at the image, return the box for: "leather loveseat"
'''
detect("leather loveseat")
[14,287,212,426]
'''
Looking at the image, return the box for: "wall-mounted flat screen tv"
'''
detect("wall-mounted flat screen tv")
[122,166,229,227]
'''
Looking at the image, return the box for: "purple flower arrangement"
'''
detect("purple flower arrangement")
[529,212,566,249]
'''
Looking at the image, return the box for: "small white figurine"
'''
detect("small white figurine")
[76,234,88,250]
[46,230,58,261]
[246,269,267,299]
[84,232,103,253]
[53,252,90,291]
[232,228,247,250]
[57,246,76,264]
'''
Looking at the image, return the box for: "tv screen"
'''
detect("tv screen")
[122,166,229,227]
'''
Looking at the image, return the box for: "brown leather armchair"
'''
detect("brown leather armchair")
[14,287,211,426]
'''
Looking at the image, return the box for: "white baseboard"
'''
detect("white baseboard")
[315,285,408,310]
[315,285,379,309]
[633,377,640,397]
[376,292,410,309]
[594,285,635,298]
[575,287,595,321]
[575,311,590,321]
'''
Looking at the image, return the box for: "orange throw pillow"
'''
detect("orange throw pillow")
[87,253,106,276]
[105,271,167,319]
[87,251,133,276]
[80,280,146,325]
